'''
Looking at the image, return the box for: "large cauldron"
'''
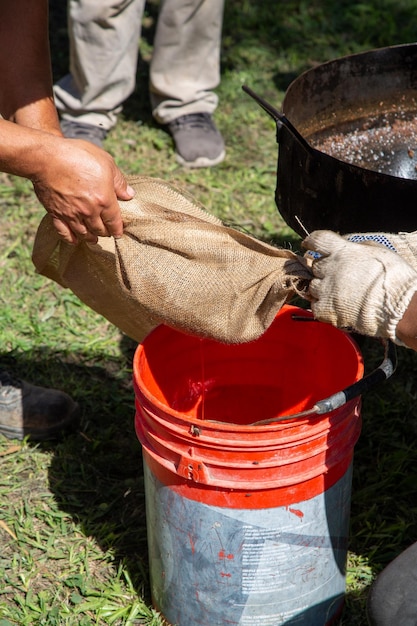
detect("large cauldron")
[244,43,417,237]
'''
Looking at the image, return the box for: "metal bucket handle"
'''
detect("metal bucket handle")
[242,84,314,154]
[250,314,397,425]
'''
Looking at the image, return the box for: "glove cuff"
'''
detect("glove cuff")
[386,276,417,345]
[346,231,417,270]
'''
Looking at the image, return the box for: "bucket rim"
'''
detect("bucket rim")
[133,306,364,431]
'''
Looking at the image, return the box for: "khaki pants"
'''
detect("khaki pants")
[54,0,224,130]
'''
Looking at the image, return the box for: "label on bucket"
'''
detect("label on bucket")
[144,461,351,626]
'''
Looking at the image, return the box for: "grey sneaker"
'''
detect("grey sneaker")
[60,119,107,148]
[166,113,225,168]
[0,371,80,441]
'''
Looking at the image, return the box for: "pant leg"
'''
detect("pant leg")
[54,0,145,130]
[150,0,225,124]
[367,541,417,626]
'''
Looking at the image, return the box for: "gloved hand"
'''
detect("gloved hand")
[302,230,417,343]
[344,230,417,271]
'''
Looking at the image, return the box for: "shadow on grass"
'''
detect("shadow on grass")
[0,343,152,599]
[2,330,417,623]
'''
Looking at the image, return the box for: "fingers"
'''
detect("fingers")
[79,202,123,239]
[51,216,79,245]
[99,169,134,238]
[114,170,135,202]
[308,277,322,301]
[52,216,99,245]
[48,201,121,243]
[301,231,348,305]
[302,230,347,256]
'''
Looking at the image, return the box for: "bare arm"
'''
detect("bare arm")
[0,0,60,132]
[396,293,417,351]
[0,0,134,244]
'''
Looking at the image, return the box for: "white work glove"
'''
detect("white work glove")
[302,230,417,344]
[344,231,417,271]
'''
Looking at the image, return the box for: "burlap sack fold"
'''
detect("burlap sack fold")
[32,176,312,344]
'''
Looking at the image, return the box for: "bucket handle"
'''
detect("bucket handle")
[242,85,315,154]
[250,320,397,426]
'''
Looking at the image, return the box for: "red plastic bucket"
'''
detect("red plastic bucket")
[134,304,364,626]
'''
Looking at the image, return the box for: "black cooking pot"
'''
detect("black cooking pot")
[244,43,417,237]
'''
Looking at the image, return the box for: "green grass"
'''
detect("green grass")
[2,0,417,623]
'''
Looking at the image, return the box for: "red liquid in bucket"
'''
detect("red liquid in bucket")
[134,305,363,626]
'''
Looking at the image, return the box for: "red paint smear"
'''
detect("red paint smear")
[220,572,232,578]
[218,551,234,560]
[189,534,196,554]
[289,507,304,518]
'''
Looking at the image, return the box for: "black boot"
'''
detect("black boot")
[367,541,417,625]
[0,371,80,441]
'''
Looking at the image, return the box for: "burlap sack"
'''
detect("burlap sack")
[32,176,312,344]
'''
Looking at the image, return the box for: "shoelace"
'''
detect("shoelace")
[169,113,215,131]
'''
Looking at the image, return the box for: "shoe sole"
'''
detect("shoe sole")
[175,150,226,169]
